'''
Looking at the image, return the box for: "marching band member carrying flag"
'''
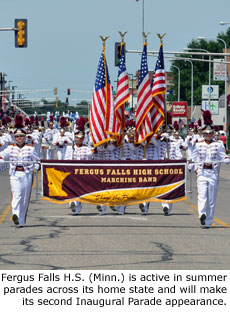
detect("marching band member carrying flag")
[115,32,130,144]
[135,33,153,144]
[89,36,116,147]
[151,35,166,134]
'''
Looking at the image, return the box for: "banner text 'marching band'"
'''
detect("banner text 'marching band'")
[41,160,187,206]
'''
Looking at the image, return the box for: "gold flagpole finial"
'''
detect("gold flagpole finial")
[142,32,151,44]
[157,33,166,43]
[99,35,110,48]
[118,31,128,43]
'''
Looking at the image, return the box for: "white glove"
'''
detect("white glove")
[34,163,41,171]
[224,158,230,164]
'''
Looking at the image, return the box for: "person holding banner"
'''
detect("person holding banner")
[118,127,138,215]
[0,115,40,227]
[138,136,160,215]
[190,112,230,228]
[158,127,184,216]
[95,141,116,215]
[70,129,94,215]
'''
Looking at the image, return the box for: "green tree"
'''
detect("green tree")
[169,27,230,107]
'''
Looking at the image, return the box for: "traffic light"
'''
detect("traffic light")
[56,97,58,108]
[114,42,126,66]
[15,19,28,48]
[54,88,58,95]
[66,97,69,105]
[67,88,70,95]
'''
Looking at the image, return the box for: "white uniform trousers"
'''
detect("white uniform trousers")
[41,148,47,160]
[10,171,33,226]
[143,202,150,214]
[72,201,82,214]
[47,149,55,160]
[100,205,106,215]
[57,148,66,160]
[118,205,126,214]
[197,169,218,225]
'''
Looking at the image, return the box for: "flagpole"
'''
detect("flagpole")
[103,45,108,114]
[156,33,169,158]
[117,31,129,147]
[164,74,169,159]
[142,0,145,35]
[137,0,145,42]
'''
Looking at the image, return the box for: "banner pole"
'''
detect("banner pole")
[36,169,39,200]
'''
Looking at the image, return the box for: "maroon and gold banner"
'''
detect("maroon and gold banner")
[41,160,187,205]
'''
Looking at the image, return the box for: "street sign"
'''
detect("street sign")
[172,101,187,117]
[202,100,219,115]
[213,59,225,81]
[202,85,219,100]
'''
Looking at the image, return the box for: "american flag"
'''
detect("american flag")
[115,42,130,143]
[89,48,115,147]
[135,43,153,144]
[151,42,166,134]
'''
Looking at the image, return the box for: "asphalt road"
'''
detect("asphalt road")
[0,164,230,270]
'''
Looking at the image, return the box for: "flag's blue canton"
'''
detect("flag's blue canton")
[155,45,165,70]
[95,52,110,91]
[138,45,148,87]
[118,45,126,77]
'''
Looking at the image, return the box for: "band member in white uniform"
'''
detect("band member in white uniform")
[43,120,57,160]
[118,128,137,215]
[138,136,159,215]
[53,128,72,160]
[194,126,204,143]
[0,115,40,227]
[158,129,183,216]
[95,141,116,215]
[190,120,230,228]
[70,130,94,215]
[184,128,195,160]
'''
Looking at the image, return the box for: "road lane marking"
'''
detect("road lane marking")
[183,200,230,228]
[213,217,230,228]
[0,205,11,224]
[32,170,41,189]
[0,171,40,224]
[43,215,148,221]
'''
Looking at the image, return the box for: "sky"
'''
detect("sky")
[1,0,230,106]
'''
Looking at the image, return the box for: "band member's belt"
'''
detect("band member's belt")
[15,166,25,171]
[203,164,213,169]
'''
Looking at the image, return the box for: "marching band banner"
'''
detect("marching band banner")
[41,160,187,206]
